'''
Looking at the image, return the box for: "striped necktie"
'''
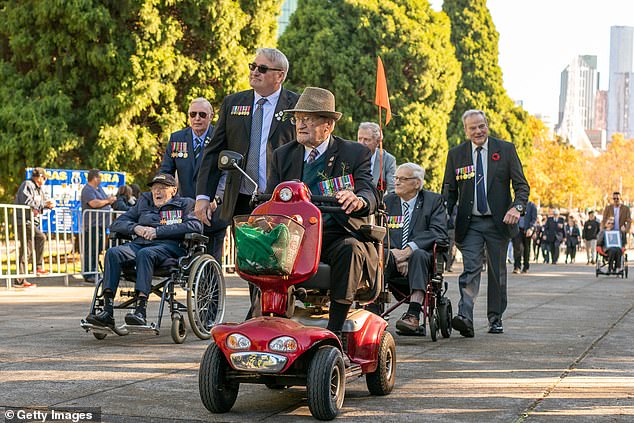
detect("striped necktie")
[402,202,410,247]
[306,148,319,164]
[193,138,203,161]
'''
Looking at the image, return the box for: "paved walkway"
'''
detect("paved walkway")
[1,261,632,422]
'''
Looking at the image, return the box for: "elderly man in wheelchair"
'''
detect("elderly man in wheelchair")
[595,216,628,277]
[381,163,449,336]
[86,174,203,329]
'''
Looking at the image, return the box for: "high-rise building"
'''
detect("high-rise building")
[594,90,608,130]
[556,55,599,154]
[278,0,298,37]
[607,26,634,141]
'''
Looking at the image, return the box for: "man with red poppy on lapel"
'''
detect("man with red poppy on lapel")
[442,109,529,337]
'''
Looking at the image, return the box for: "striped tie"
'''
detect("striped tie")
[306,148,319,164]
[193,138,202,161]
[402,202,410,247]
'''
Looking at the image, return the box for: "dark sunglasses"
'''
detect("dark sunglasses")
[189,111,208,119]
[248,62,283,74]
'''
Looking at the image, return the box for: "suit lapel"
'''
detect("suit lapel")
[243,90,255,141]
[487,137,500,191]
[268,88,288,144]
[387,195,404,249]
[322,136,340,178]
[287,143,305,181]
[372,151,380,185]
[408,191,425,234]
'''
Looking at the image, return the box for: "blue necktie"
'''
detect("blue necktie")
[242,98,267,193]
[193,138,203,162]
[476,146,488,214]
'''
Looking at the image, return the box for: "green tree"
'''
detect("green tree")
[279,0,461,190]
[443,0,531,160]
[0,0,282,201]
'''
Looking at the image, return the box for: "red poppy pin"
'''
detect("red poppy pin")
[492,153,500,161]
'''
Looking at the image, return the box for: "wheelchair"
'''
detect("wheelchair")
[378,242,452,341]
[595,246,629,278]
[80,232,226,343]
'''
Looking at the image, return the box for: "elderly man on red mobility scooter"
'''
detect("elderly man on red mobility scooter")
[198,87,393,420]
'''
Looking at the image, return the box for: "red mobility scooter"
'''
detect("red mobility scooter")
[198,151,395,420]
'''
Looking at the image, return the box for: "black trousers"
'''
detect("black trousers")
[384,248,431,293]
[17,222,46,276]
[321,232,373,303]
[512,229,531,271]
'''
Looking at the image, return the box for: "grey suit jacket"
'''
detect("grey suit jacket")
[372,149,396,194]
[384,190,448,251]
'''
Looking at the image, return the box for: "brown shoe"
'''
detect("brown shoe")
[395,313,420,334]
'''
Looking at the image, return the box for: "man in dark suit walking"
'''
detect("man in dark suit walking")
[267,87,378,340]
[383,163,448,335]
[160,98,226,262]
[542,208,565,264]
[195,48,299,224]
[512,200,537,273]
[442,109,529,337]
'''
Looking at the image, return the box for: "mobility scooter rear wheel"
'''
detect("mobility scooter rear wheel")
[199,343,239,413]
[307,346,346,421]
[366,331,396,396]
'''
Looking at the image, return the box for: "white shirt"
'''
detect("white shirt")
[401,195,419,251]
[253,87,282,192]
[471,139,491,215]
[303,136,330,161]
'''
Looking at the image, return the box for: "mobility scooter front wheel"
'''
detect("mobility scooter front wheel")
[199,343,239,413]
[307,345,346,421]
[366,331,396,395]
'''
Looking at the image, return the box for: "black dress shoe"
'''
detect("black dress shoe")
[451,315,474,338]
[86,311,115,329]
[488,322,504,334]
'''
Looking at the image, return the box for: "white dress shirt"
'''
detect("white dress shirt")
[253,87,282,192]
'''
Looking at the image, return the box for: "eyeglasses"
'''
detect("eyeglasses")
[189,111,208,119]
[393,176,418,182]
[248,63,284,74]
[290,115,322,126]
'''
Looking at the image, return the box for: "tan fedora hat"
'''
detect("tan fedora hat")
[284,87,342,121]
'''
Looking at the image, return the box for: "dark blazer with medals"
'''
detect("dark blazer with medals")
[442,136,529,243]
[384,190,448,251]
[196,88,299,221]
[160,126,212,199]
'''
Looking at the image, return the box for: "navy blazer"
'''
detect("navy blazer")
[160,126,213,199]
[384,190,449,251]
[442,136,530,243]
[196,88,299,221]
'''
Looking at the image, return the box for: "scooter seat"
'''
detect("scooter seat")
[297,263,331,290]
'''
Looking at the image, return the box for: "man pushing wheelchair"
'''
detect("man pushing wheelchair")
[86,173,202,329]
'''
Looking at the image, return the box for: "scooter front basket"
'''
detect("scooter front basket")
[233,214,305,276]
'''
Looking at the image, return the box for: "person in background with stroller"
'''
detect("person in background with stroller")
[564,215,580,264]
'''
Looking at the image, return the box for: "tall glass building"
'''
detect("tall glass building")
[607,26,634,141]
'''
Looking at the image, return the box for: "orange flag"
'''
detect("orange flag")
[375,56,392,126]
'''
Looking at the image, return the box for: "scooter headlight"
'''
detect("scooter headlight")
[279,187,293,202]
[226,333,251,350]
[269,336,298,353]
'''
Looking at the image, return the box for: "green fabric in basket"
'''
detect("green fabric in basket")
[235,222,291,275]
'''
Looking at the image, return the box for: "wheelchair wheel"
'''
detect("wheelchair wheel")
[171,313,187,344]
[366,331,396,396]
[438,298,453,338]
[199,342,239,413]
[307,345,345,421]
[187,254,226,340]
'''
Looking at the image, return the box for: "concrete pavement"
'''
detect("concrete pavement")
[1,261,632,422]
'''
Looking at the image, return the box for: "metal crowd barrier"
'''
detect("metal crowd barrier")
[1,204,236,289]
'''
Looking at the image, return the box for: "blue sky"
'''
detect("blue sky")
[430,0,634,122]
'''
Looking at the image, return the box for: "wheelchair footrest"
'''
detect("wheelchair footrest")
[122,322,159,335]
[80,319,129,336]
